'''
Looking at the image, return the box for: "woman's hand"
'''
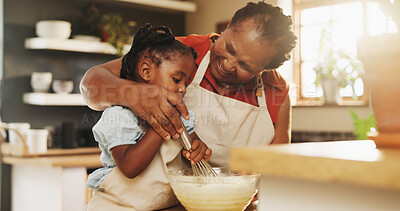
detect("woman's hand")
[182,139,212,164]
[80,58,190,140]
[127,83,190,140]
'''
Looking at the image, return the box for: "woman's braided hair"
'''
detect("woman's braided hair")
[229,1,297,69]
[120,23,197,80]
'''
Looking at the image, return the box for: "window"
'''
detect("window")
[293,0,398,103]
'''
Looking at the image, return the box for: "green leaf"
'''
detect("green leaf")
[350,109,377,140]
[99,13,136,57]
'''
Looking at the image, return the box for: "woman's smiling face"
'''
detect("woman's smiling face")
[210,19,277,86]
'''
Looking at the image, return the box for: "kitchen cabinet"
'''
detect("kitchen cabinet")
[2,151,101,211]
[230,140,400,211]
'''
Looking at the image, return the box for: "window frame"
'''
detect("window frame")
[292,0,375,105]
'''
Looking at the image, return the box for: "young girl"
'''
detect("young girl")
[85,24,212,210]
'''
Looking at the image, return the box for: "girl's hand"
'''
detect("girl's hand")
[182,139,212,164]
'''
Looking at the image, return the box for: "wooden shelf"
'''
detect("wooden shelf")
[25,37,130,55]
[115,0,197,13]
[23,93,85,106]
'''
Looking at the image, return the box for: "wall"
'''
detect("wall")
[292,105,371,132]
[186,0,277,35]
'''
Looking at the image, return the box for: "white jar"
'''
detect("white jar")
[31,72,52,93]
[26,129,48,154]
[8,122,31,145]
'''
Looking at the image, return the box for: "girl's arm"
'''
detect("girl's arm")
[79,58,189,140]
[110,127,163,179]
[271,95,291,144]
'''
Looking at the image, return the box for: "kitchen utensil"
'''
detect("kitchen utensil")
[31,72,52,92]
[36,20,71,39]
[168,167,260,211]
[179,124,218,177]
[8,122,31,145]
[26,129,48,154]
[0,124,30,156]
[52,80,74,94]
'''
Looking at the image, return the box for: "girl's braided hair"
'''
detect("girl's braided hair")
[120,23,197,80]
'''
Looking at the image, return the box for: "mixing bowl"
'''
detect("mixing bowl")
[167,168,260,211]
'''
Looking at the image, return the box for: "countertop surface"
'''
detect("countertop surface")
[2,148,101,168]
[230,140,400,190]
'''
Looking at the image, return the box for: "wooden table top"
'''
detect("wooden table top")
[230,140,400,191]
[2,148,101,168]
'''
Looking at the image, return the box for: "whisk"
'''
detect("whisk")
[180,125,218,177]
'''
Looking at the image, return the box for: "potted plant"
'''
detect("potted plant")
[79,4,103,38]
[350,109,376,140]
[82,4,136,57]
[314,29,364,104]
[99,13,136,57]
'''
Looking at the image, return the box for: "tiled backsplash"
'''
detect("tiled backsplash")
[291,131,355,143]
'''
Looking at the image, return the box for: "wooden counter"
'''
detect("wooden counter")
[2,148,102,211]
[230,140,400,211]
[2,153,101,168]
[230,140,400,190]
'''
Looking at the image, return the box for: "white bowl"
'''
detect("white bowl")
[36,20,71,39]
[168,168,260,211]
[52,80,74,94]
[31,72,52,93]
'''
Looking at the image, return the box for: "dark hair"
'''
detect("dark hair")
[120,23,197,79]
[230,1,297,69]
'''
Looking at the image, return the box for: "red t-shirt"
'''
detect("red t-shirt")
[177,34,289,123]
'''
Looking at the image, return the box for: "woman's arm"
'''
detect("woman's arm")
[79,58,125,110]
[79,58,189,140]
[271,95,291,144]
[110,127,163,179]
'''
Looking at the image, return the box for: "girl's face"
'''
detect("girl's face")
[210,19,277,86]
[150,54,197,97]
